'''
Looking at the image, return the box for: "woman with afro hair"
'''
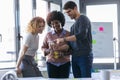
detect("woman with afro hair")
[41,11,71,78]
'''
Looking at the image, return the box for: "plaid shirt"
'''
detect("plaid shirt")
[41,29,71,64]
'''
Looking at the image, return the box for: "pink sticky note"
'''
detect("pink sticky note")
[99,26,104,32]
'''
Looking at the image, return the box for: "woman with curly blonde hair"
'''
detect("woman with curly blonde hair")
[16,17,45,77]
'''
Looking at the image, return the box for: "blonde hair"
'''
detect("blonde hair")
[26,17,45,33]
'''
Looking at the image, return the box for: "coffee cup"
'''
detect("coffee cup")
[100,70,110,80]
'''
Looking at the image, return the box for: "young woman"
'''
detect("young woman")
[41,11,71,78]
[16,17,45,77]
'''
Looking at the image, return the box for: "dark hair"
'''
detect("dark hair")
[63,1,77,10]
[46,10,65,27]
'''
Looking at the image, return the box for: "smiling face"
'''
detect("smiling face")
[27,17,45,34]
[36,22,45,34]
[64,7,77,19]
[51,20,62,32]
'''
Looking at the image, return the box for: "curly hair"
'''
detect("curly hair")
[26,16,45,33]
[46,10,65,27]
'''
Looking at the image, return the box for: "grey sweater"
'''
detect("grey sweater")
[69,15,92,57]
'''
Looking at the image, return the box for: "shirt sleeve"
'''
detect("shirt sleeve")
[75,15,91,40]
[23,33,31,47]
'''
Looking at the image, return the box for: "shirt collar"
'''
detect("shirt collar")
[51,29,66,35]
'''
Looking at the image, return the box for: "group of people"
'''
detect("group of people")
[16,1,93,78]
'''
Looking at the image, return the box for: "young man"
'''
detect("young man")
[55,1,93,78]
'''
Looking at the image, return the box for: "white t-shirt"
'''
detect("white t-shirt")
[23,33,39,56]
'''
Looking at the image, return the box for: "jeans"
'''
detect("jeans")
[72,52,93,78]
[47,62,70,78]
[20,55,42,77]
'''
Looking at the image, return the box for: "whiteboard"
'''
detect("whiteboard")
[91,22,114,58]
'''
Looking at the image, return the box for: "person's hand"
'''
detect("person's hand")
[48,41,55,50]
[52,44,59,51]
[16,67,22,75]
[44,49,53,56]
[54,38,64,44]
